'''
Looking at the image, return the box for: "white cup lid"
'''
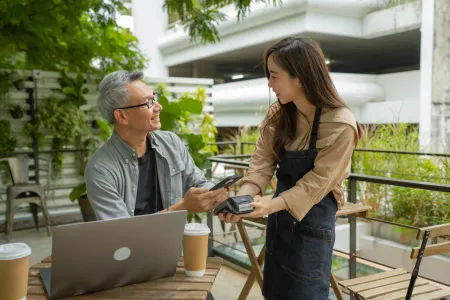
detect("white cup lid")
[0,243,32,261]
[184,223,210,236]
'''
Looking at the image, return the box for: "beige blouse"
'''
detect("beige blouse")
[240,106,359,221]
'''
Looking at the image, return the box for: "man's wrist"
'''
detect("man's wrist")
[171,198,186,212]
[159,199,184,213]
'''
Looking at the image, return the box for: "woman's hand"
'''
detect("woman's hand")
[213,195,270,223]
[240,195,274,218]
[241,195,289,219]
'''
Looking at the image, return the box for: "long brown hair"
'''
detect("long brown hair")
[261,37,364,159]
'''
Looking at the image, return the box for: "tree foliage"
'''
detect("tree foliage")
[163,0,282,44]
[0,0,146,74]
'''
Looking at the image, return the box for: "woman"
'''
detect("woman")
[218,37,364,299]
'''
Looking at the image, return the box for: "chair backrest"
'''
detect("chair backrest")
[0,158,14,186]
[7,156,30,184]
[411,223,450,259]
[403,223,450,300]
[0,156,51,188]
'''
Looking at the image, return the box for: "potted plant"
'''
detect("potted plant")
[8,104,24,119]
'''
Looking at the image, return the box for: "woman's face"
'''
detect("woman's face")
[267,54,303,105]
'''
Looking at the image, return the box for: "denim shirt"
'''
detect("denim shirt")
[84,130,214,220]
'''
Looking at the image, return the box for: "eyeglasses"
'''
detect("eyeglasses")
[117,93,158,110]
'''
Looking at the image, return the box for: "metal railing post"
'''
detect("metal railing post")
[348,176,358,300]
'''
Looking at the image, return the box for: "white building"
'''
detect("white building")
[131,0,446,152]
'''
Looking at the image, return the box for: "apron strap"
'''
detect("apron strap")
[309,107,322,150]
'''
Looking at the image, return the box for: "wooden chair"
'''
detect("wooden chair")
[338,223,450,300]
[236,202,372,300]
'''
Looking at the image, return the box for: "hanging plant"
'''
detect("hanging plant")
[9,104,24,119]
[0,120,17,154]
[38,96,87,177]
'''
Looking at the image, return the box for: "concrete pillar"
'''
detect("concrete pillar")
[419,0,434,150]
[420,0,450,152]
[431,0,450,152]
[132,0,169,77]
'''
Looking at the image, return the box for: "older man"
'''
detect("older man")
[85,71,227,220]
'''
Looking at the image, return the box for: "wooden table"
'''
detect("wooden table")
[27,256,223,300]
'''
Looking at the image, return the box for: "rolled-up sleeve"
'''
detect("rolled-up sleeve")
[240,127,277,196]
[279,126,357,221]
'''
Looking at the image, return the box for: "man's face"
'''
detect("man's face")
[116,80,163,133]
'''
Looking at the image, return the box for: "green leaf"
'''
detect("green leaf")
[69,183,87,201]
[178,98,202,114]
[185,133,204,149]
[162,102,182,115]
[61,86,75,95]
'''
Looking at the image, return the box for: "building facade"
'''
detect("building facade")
[132,0,449,152]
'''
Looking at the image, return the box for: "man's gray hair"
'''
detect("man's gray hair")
[97,71,144,123]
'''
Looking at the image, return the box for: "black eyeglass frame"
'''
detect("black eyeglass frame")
[116,93,158,110]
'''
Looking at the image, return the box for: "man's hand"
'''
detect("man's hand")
[181,187,228,213]
[216,212,242,223]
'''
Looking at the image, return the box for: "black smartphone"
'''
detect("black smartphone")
[210,174,243,191]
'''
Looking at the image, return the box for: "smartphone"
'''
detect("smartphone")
[210,174,243,191]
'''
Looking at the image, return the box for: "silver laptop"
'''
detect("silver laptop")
[40,210,188,300]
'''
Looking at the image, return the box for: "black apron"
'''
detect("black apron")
[263,108,337,300]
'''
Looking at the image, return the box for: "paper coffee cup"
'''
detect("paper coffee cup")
[0,243,32,300]
[183,223,210,277]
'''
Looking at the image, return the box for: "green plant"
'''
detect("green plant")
[221,126,259,155]
[154,83,218,173]
[38,96,86,177]
[238,126,259,154]
[0,120,17,154]
[153,83,219,222]
[70,119,113,201]
[164,0,282,44]
[58,72,89,107]
[0,71,10,100]
[1,1,146,75]
[353,124,450,227]
[8,104,24,119]
[22,122,45,149]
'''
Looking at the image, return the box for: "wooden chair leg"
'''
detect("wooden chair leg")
[238,243,266,300]
[330,273,345,300]
[237,220,264,287]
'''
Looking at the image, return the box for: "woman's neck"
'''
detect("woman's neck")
[293,94,316,123]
